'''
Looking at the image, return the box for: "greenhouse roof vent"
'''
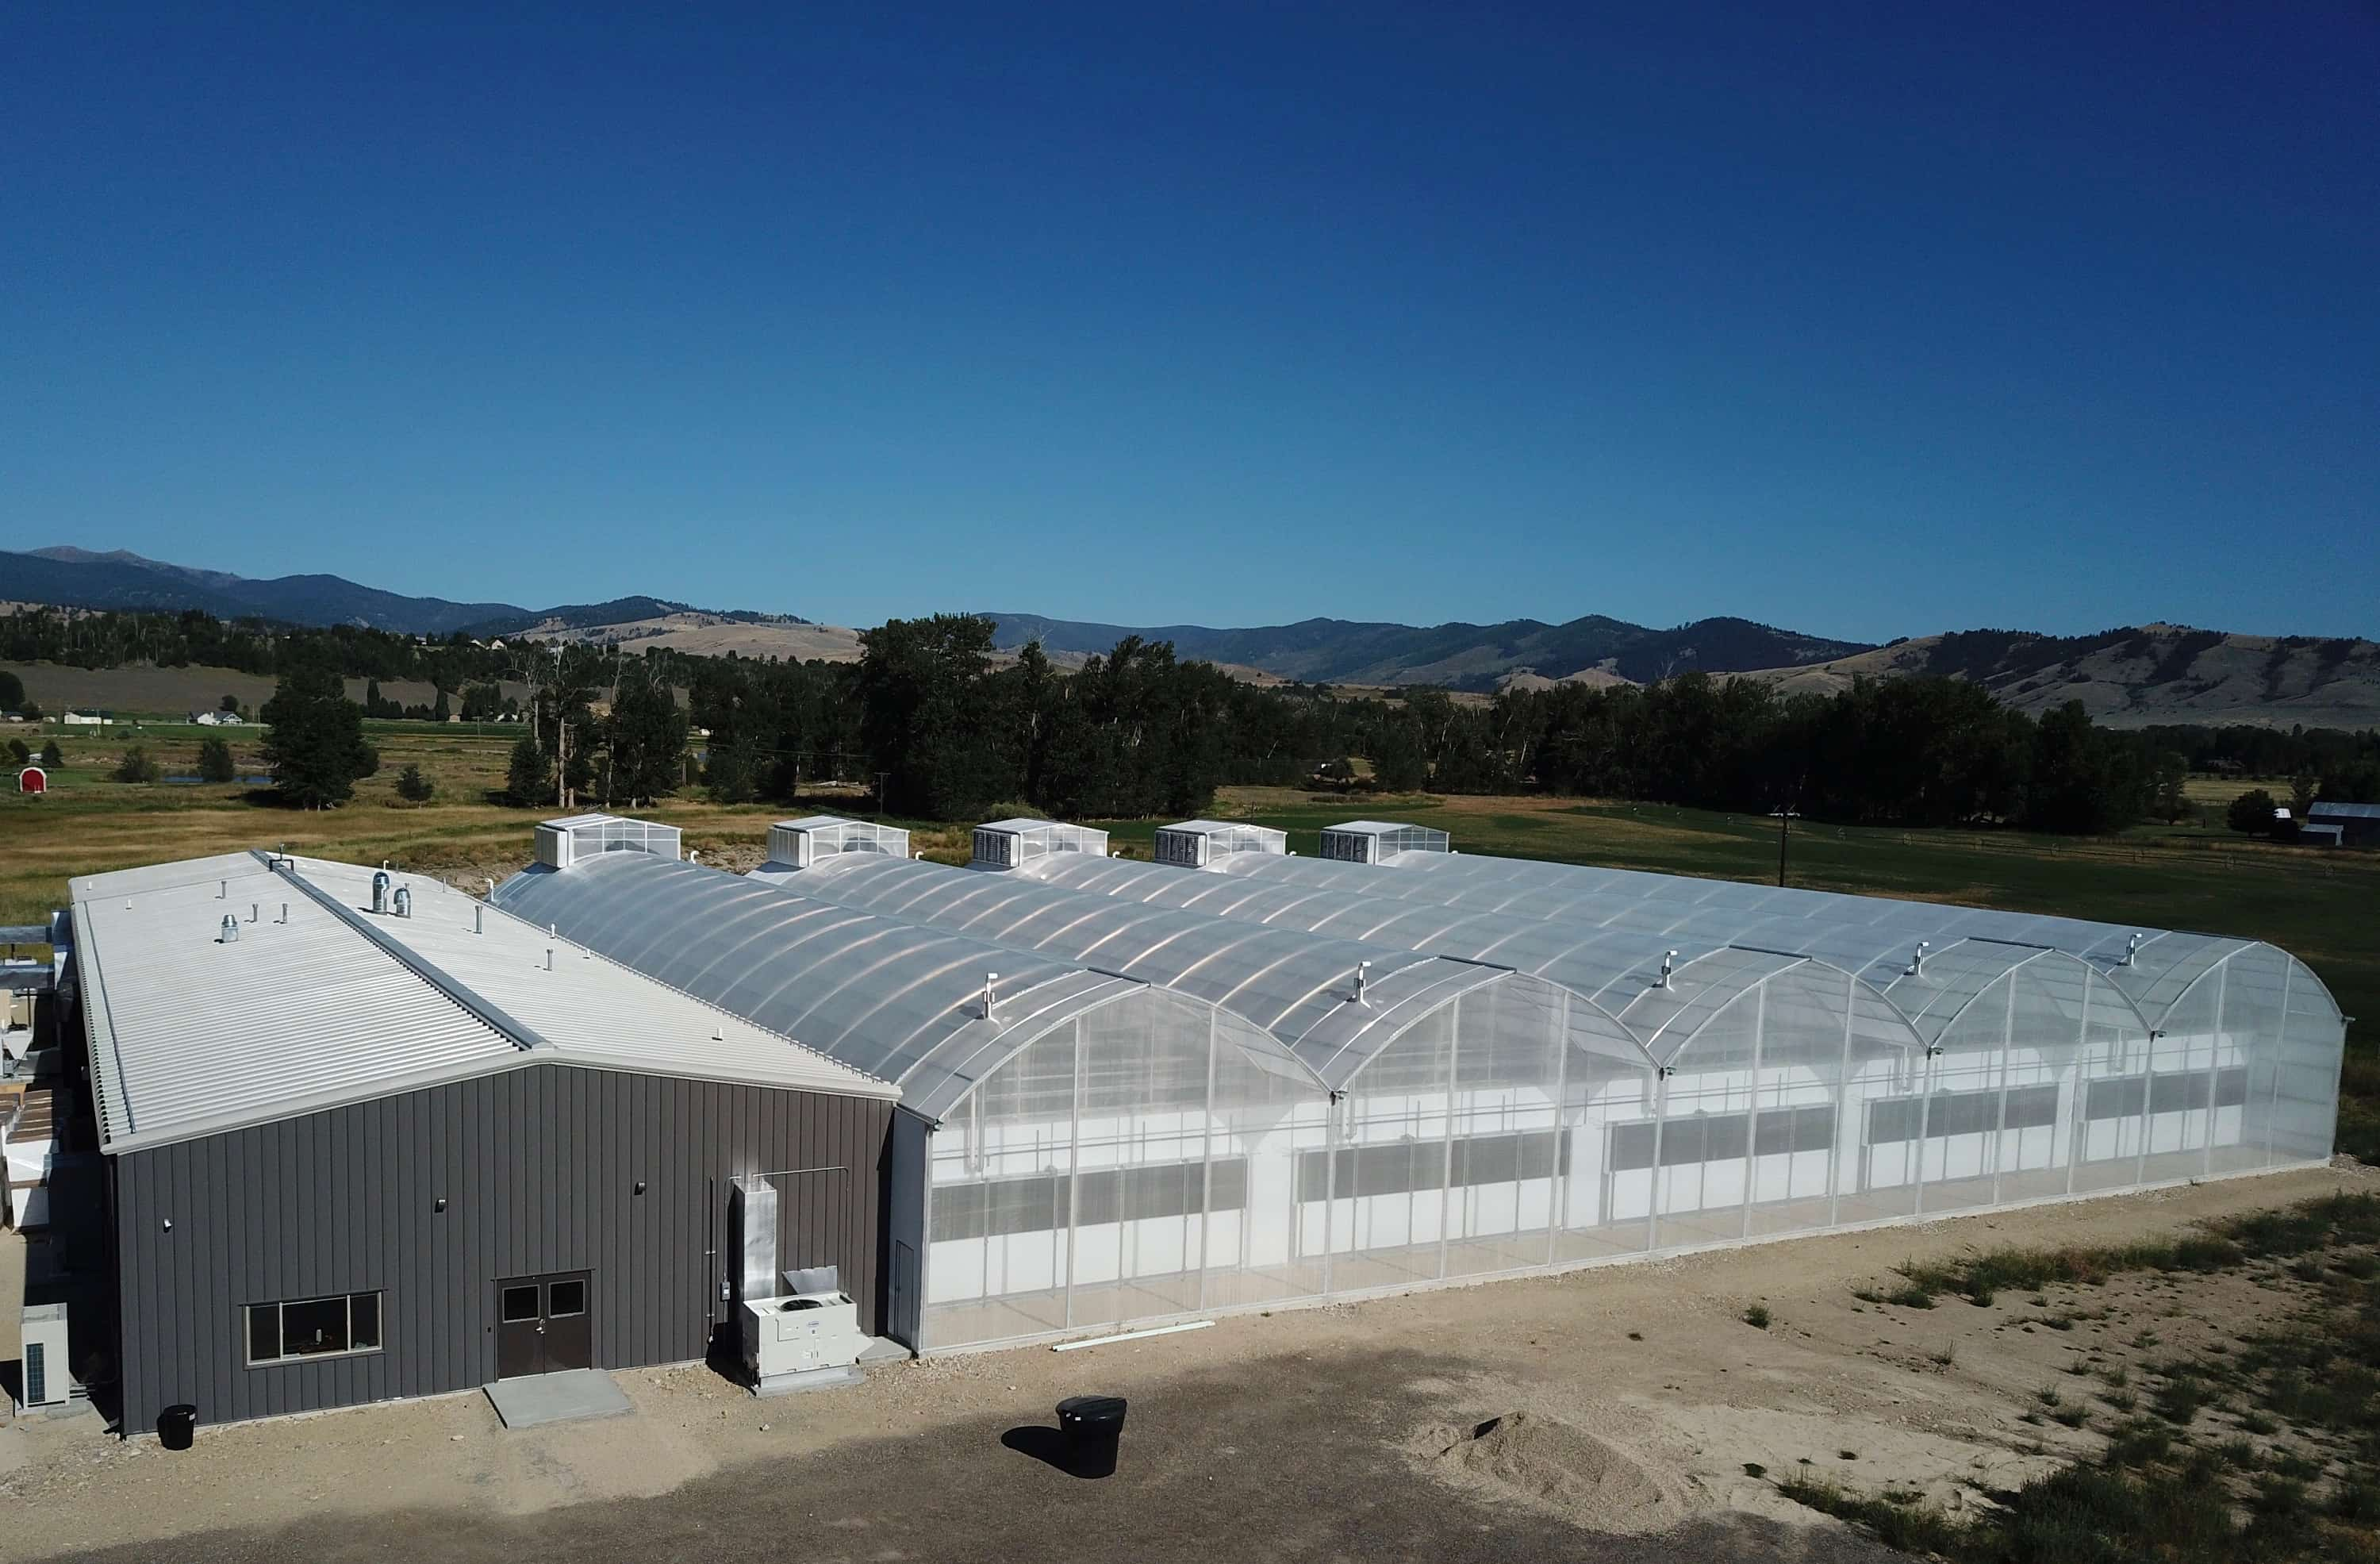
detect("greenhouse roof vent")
[535,814,682,870]
[1154,820,1288,870]
[970,819,1111,872]
[767,816,912,870]
[1319,821,1451,864]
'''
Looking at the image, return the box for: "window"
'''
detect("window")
[244,1293,383,1366]
[1612,1107,1837,1172]
[1299,1132,1572,1199]
[1867,1085,2060,1146]
[930,1157,1253,1242]
[501,1285,542,1323]
[547,1278,587,1318]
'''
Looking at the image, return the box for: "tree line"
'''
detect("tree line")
[32,605,2378,832]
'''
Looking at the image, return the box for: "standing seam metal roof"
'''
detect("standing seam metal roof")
[69,852,892,1153]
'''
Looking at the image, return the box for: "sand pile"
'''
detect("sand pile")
[1420,1412,1686,1535]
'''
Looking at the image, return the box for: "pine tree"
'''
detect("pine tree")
[259,663,378,809]
[605,663,689,806]
[395,763,436,802]
[39,740,62,768]
[505,736,550,807]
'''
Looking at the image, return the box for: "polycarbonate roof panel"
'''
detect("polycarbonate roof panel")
[495,852,1142,1120]
[754,855,1522,1084]
[73,860,516,1151]
[1616,946,1809,1061]
[1205,846,2237,1029]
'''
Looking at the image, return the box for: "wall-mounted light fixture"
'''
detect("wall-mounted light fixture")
[434,1197,447,1213]
[634,1181,647,1196]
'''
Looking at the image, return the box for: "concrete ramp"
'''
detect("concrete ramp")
[483,1369,634,1430]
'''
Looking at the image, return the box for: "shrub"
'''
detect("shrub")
[111,745,160,784]
[1743,1305,1772,1329]
[196,736,236,784]
[394,763,436,803]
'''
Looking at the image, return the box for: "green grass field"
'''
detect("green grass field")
[6,728,2371,1154]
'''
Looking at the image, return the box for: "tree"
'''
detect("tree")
[259,663,378,809]
[20,704,41,721]
[854,615,1019,819]
[605,663,689,806]
[218,694,240,714]
[111,745,161,783]
[704,732,763,804]
[2226,789,2278,836]
[2290,774,2319,817]
[459,682,506,722]
[2021,701,2144,835]
[504,736,550,806]
[38,740,61,767]
[432,687,451,724]
[6,739,28,765]
[196,736,236,783]
[0,670,22,710]
[395,763,436,803]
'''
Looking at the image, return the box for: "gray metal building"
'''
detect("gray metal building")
[68,849,898,1434]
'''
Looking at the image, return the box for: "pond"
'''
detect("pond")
[161,774,275,786]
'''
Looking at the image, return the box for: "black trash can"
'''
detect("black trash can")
[1055,1394,1127,1478]
[158,1404,198,1451]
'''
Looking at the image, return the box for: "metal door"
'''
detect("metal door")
[495,1271,593,1378]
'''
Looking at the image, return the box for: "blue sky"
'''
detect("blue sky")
[6,4,2374,640]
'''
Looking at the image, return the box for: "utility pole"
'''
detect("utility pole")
[1769,806,1800,887]
[876,770,890,821]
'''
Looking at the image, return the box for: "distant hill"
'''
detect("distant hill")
[8,546,2373,725]
[978,613,1869,690]
[1733,624,2380,730]
[4,547,528,635]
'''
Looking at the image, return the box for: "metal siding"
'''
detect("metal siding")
[114,1063,892,1434]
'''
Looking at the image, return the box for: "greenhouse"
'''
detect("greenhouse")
[496,813,2344,1356]
[1013,818,2344,1205]
[497,837,1658,1351]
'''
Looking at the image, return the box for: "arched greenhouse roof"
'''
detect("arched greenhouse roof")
[495,851,1164,1121]
[749,853,1656,1086]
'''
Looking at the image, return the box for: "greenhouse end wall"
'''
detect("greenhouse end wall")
[913,950,2343,1352]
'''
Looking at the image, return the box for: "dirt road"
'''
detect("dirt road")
[12,1163,2371,1563]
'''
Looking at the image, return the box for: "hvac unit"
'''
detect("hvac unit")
[19,1302,80,1410]
[741,1267,869,1393]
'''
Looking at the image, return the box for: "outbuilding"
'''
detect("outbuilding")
[65,847,898,1435]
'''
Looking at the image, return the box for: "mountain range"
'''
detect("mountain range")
[5,545,2374,727]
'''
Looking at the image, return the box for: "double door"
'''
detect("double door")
[496,1271,592,1378]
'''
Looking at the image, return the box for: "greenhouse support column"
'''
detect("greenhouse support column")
[1738,982,1768,1241]
[1063,1020,1084,1331]
[2132,1027,2161,1187]
[1825,971,1855,1229]
[1546,994,1572,1267]
[1989,975,2017,1206]
[918,1176,935,1351]
[2265,963,2294,1167]
[2065,971,2090,1197]
[1321,1092,1342,1297]
[2200,963,2228,1178]
[1643,1067,1667,1252]
[1911,1043,1940,1216]
[1436,1001,1461,1283]
[1197,1009,1217,1312]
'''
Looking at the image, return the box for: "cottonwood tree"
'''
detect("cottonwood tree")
[196,737,236,784]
